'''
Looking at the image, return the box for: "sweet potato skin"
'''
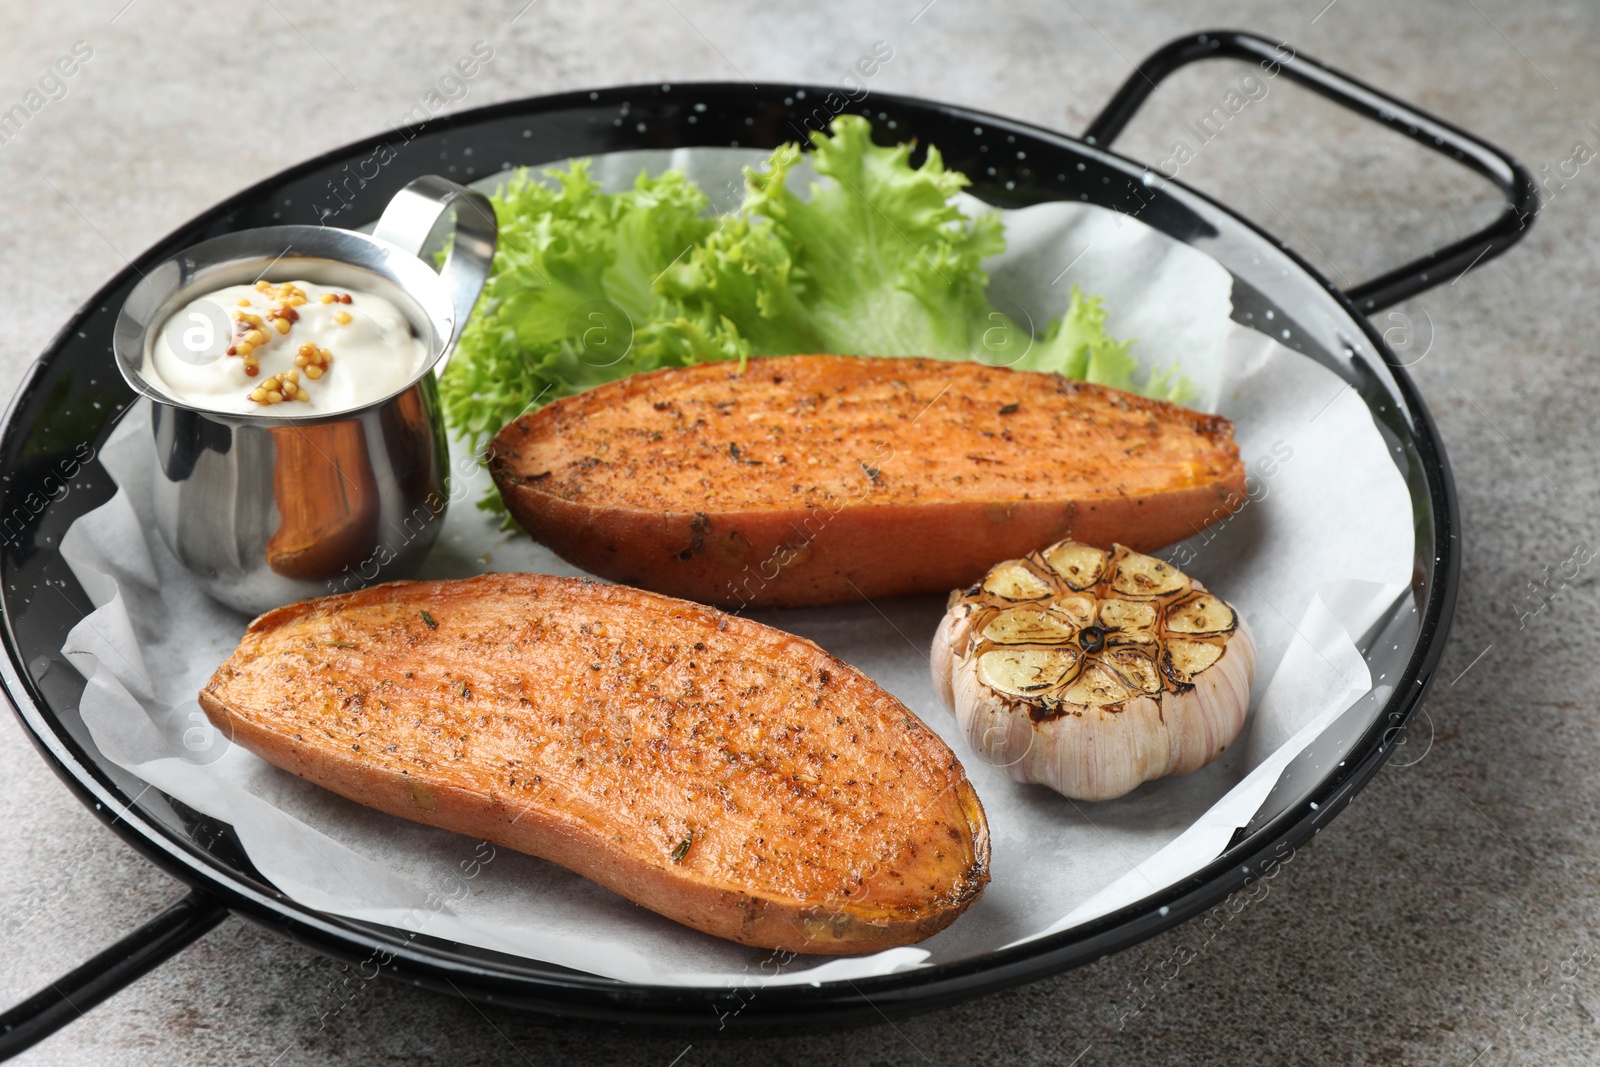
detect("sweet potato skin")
[490,356,1246,608]
[198,573,989,954]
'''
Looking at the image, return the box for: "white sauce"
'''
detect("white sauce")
[143,279,428,415]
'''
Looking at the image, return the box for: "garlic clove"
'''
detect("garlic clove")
[1061,663,1132,707]
[981,559,1054,601]
[1162,639,1224,684]
[1165,593,1237,635]
[1052,594,1098,628]
[1100,598,1157,631]
[1104,647,1163,694]
[930,539,1256,801]
[981,608,1081,645]
[976,647,1082,698]
[1042,542,1110,589]
[1108,549,1190,597]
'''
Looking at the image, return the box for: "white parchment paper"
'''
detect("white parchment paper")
[58,152,1414,987]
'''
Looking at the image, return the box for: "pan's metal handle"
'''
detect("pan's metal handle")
[1082,29,1539,313]
[0,889,228,1060]
[372,175,499,352]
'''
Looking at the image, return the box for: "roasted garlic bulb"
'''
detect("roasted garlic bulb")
[931,540,1255,801]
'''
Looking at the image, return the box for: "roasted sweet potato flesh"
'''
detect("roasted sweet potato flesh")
[199,573,990,954]
[490,356,1245,607]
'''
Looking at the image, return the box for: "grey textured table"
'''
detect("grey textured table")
[1,1,1594,1063]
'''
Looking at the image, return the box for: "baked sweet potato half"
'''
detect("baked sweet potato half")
[199,573,990,954]
[490,355,1245,608]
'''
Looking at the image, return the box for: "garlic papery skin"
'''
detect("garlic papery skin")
[931,540,1256,801]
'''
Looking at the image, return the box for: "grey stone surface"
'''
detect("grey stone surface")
[1,0,1596,1063]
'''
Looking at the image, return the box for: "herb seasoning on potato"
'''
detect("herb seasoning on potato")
[490,355,1246,608]
[201,573,990,954]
